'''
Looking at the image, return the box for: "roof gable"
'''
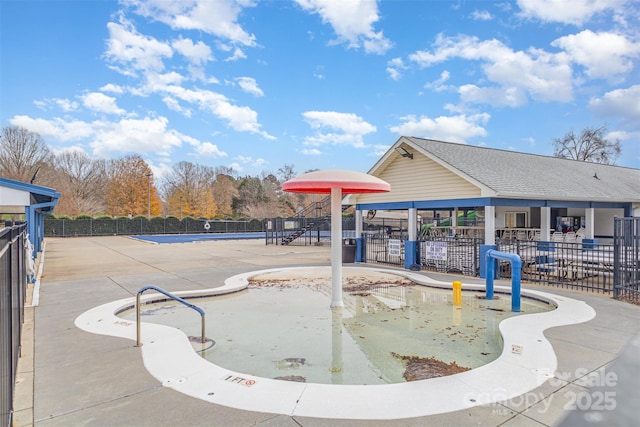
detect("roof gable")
[399,137,640,202]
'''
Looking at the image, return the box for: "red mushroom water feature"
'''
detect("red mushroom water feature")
[282,170,390,307]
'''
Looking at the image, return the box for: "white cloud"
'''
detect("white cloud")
[55,98,79,112]
[517,0,622,25]
[9,114,221,160]
[195,141,227,157]
[552,30,640,79]
[138,71,185,95]
[134,72,273,139]
[224,47,247,61]
[295,0,392,54]
[162,96,192,117]
[124,0,257,46]
[235,155,265,168]
[146,160,174,181]
[171,37,213,64]
[471,10,493,21]
[459,84,528,107]
[235,77,264,97]
[81,92,126,115]
[105,19,173,75]
[228,162,243,172]
[589,84,640,128]
[371,144,390,157]
[50,145,90,156]
[301,148,321,155]
[389,113,490,143]
[302,111,376,148]
[386,57,406,81]
[100,83,125,94]
[409,34,574,104]
[33,100,47,110]
[424,70,452,92]
[89,116,183,157]
[33,98,79,112]
[10,115,95,141]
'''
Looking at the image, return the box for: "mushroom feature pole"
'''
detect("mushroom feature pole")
[282,169,390,309]
[330,186,343,307]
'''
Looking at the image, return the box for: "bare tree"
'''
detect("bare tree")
[0,126,52,182]
[553,125,621,165]
[277,164,296,182]
[53,150,107,215]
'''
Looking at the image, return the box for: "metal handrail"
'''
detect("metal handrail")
[136,285,206,347]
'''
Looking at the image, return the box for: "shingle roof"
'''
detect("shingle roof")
[404,137,640,202]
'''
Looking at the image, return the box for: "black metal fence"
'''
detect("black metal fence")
[498,239,615,293]
[420,236,484,276]
[363,234,484,275]
[1,223,27,427]
[364,230,636,296]
[265,217,356,245]
[44,217,265,237]
[363,233,405,266]
[613,217,640,303]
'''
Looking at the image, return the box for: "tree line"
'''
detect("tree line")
[1,124,621,219]
[0,126,314,219]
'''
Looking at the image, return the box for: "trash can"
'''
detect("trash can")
[342,238,356,263]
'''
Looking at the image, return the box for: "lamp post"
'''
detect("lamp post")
[145,173,152,220]
[179,196,183,220]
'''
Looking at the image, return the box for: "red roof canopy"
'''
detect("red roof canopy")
[282,169,390,194]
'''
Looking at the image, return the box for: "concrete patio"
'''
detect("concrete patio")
[13,236,640,426]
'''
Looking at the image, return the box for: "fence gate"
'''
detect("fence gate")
[613,217,640,304]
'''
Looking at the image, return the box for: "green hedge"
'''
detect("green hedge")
[44,217,266,237]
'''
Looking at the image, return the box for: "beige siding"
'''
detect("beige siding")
[355,153,481,204]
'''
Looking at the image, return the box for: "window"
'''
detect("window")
[505,212,527,228]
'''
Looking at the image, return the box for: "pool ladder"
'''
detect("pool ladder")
[136,285,206,347]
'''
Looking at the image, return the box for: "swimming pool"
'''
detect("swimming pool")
[75,266,595,419]
[130,232,265,244]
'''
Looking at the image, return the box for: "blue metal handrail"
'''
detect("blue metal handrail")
[485,249,522,312]
[136,285,206,347]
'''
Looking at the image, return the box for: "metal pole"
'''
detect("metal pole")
[146,173,152,220]
[136,292,142,347]
[330,187,343,308]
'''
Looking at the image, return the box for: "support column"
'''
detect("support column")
[355,209,364,262]
[585,208,595,239]
[405,207,418,269]
[484,205,495,245]
[330,187,344,308]
[480,205,497,279]
[452,207,459,236]
[541,207,551,241]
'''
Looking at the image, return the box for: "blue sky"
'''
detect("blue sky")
[2,0,639,179]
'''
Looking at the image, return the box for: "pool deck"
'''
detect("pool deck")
[13,236,640,427]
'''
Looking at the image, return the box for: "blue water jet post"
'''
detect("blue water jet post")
[484,250,522,312]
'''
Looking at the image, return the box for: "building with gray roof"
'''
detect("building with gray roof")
[347,136,639,268]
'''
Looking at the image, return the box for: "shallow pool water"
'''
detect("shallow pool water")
[122,281,554,385]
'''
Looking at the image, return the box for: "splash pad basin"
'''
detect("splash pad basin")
[75,266,595,419]
[124,269,553,385]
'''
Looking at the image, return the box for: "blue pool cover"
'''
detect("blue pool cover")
[130,232,265,244]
